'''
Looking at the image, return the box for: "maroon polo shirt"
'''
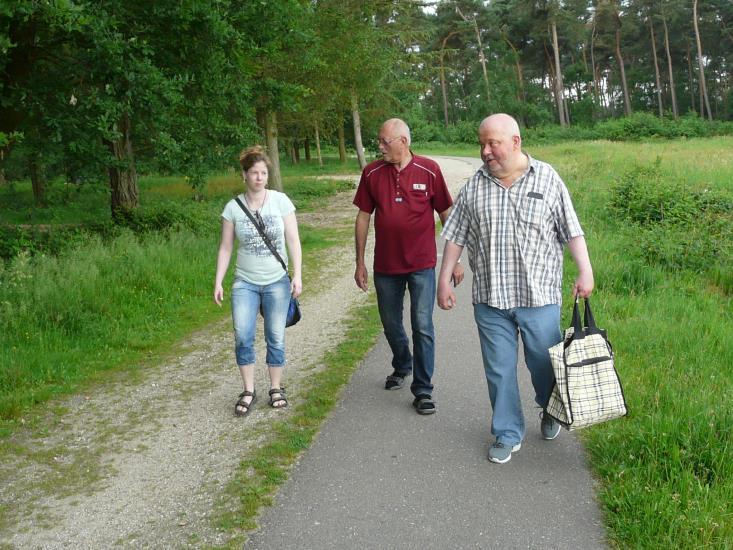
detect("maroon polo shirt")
[353,154,453,274]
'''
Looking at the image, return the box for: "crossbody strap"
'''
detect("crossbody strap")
[234,197,288,274]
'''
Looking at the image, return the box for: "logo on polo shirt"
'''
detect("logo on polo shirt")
[413,183,426,191]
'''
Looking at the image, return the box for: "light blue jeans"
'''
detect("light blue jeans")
[231,274,290,367]
[473,304,562,446]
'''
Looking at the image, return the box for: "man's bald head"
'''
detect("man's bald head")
[381,118,411,146]
[378,118,412,166]
[479,114,521,140]
[478,113,525,180]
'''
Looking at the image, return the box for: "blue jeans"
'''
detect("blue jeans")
[373,268,436,397]
[473,304,562,446]
[231,274,291,367]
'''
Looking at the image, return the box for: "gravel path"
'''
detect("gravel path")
[0,157,479,549]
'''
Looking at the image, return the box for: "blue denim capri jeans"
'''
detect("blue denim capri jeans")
[231,274,291,367]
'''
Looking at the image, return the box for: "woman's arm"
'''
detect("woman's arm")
[214,219,235,306]
[283,212,302,298]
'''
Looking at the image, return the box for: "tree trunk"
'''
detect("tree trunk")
[615,25,632,116]
[693,0,713,121]
[293,140,300,163]
[456,8,490,104]
[314,121,323,168]
[337,122,347,163]
[474,21,490,105]
[439,31,460,128]
[686,42,696,114]
[304,137,311,161]
[550,21,567,126]
[649,18,664,117]
[28,156,45,206]
[544,45,558,115]
[662,17,679,118]
[106,113,139,220]
[265,110,283,191]
[502,33,526,103]
[590,19,601,117]
[350,90,367,170]
[289,141,297,164]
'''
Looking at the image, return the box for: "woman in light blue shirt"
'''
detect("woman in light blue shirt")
[214,145,302,416]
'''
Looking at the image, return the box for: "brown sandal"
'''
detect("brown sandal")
[234,390,256,416]
[268,387,288,408]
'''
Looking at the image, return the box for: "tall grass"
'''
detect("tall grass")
[542,139,733,547]
[0,159,360,428]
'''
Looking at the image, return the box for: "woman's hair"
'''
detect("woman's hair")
[239,145,272,172]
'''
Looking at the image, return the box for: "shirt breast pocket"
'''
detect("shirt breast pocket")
[408,189,431,212]
[518,196,548,232]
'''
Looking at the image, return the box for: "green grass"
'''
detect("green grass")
[0,157,361,429]
[543,138,732,548]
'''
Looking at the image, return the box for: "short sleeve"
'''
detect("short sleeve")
[440,187,470,246]
[221,199,237,223]
[277,192,296,217]
[552,175,584,244]
[431,166,453,213]
[353,172,375,213]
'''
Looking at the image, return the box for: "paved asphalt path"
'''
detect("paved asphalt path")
[246,265,607,550]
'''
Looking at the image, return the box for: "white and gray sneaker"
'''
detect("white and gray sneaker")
[487,441,522,464]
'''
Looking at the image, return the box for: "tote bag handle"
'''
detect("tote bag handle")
[568,297,602,345]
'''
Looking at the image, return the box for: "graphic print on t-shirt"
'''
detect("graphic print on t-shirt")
[240,214,282,258]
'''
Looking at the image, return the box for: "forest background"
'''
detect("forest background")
[2,0,733,216]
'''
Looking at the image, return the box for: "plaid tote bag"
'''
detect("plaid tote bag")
[545,297,627,430]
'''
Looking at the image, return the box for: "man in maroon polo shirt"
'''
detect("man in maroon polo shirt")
[353,118,464,415]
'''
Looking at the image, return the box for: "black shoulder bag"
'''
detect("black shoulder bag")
[234,197,301,327]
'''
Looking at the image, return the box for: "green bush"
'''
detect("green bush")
[609,161,733,277]
[0,225,96,260]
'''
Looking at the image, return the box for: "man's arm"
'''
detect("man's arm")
[354,210,372,292]
[438,207,464,287]
[568,235,594,298]
[437,240,464,310]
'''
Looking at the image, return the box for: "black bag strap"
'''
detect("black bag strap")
[234,197,288,274]
[568,296,602,346]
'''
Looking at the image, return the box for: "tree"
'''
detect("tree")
[611,0,633,115]
[661,14,679,118]
[647,14,664,116]
[693,0,713,120]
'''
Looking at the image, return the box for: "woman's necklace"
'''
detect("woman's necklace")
[244,189,267,212]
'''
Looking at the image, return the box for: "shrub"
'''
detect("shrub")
[610,161,733,274]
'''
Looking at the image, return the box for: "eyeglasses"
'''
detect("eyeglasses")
[377,136,401,147]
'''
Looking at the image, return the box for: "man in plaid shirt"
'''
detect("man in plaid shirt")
[437,113,594,464]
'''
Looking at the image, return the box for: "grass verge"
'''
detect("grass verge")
[213,297,381,547]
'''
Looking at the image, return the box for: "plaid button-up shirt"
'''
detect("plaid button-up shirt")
[441,155,584,309]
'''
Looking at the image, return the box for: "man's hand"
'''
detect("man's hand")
[573,270,594,298]
[354,264,369,292]
[451,263,465,287]
[437,280,457,310]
